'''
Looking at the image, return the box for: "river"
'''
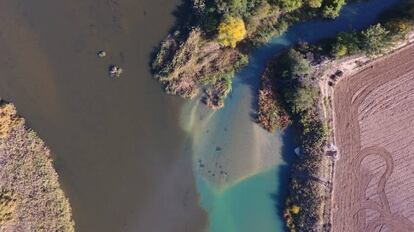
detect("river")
[181,0,400,231]
[0,0,206,231]
[0,0,399,232]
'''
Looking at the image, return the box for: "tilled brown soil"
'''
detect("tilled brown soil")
[332,45,414,232]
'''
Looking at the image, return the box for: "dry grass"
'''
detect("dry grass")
[0,190,17,225]
[257,58,290,132]
[153,29,246,108]
[0,101,74,232]
[0,104,23,139]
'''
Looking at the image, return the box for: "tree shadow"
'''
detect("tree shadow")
[270,127,298,231]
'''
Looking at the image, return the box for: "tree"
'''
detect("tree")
[217,16,247,48]
[229,0,248,14]
[277,0,303,12]
[285,49,312,77]
[361,23,391,55]
[306,0,323,8]
[332,31,361,57]
[286,87,318,113]
[322,0,346,19]
[385,19,412,41]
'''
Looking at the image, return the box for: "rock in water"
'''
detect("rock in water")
[97,50,106,58]
[109,65,123,78]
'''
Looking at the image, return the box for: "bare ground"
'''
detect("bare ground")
[332,44,414,232]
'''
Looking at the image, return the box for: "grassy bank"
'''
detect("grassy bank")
[152,0,350,109]
[0,101,74,231]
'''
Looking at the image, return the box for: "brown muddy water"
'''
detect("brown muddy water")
[0,0,206,231]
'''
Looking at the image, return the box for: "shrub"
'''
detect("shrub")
[333,43,348,57]
[290,205,301,214]
[217,16,247,48]
[0,103,23,138]
[0,189,17,224]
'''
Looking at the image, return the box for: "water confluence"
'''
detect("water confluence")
[181,0,400,231]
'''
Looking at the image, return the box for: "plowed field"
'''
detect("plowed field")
[332,45,414,232]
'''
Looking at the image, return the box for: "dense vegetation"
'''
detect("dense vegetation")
[331,0,414,57]
[193,0,351,46]
[331,21,412,57]
[153,0,349,109]
[258,45,329,231]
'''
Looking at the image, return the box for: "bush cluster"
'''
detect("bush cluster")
[331,0,414,57]
[332,21,412,57]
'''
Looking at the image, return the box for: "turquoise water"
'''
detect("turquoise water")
[182,0,401,231]
[198,167,283,232]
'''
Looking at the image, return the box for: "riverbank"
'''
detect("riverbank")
[0,101,74,231]
[257,21,414,232]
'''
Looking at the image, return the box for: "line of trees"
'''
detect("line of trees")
[193,0,349,48]
[332,0,414,57]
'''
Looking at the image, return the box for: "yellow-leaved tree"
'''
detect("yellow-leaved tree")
[217,17,247,48]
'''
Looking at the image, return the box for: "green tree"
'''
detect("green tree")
[285,49,312,77]
[286,87,318,113]
[361,23,391,55]
[277,0,303,12]
[322,0,346,19]
[306,0,323,8]
[332,31,361,57]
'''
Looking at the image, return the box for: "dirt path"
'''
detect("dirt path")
[332,44,414,232]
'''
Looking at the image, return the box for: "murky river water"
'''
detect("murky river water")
[0,0,206,231]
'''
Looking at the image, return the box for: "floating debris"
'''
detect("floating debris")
[109,65,123,78]
[97,50,106,58]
